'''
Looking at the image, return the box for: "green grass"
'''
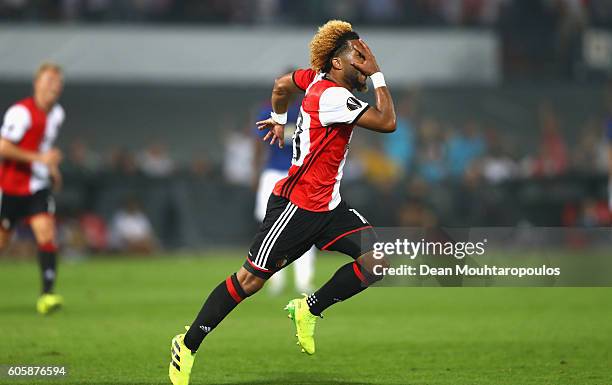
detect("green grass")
[1,252,611,385]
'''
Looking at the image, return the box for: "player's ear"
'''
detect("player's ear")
[331,57,342,71]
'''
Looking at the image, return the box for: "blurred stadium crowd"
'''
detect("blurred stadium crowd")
[5,86,607,258]
[1,0,611,28]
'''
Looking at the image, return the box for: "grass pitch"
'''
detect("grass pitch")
[1,251,611,385]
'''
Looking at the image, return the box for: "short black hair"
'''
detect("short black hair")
[322,31,360,72]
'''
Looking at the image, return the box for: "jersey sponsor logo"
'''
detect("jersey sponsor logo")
[346,97,362,111]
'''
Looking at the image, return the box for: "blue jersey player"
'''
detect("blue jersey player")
[253,101,315,294]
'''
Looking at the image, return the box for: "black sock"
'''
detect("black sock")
[38,247,57,294]
[307,261,372,316]
[183,273,249,352]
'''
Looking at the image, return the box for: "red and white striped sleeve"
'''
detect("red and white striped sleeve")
[292,68,317,91]
[318,87,369,127]
[1,104,31,143]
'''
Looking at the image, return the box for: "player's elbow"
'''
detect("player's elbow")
[273,76,290,96]
[380,117,396,133]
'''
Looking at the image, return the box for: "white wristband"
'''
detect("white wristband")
[370,72,386,89]
[270,111,287,125]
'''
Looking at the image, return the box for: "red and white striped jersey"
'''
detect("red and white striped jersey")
[0,97,64,196]
[272,68,369,212]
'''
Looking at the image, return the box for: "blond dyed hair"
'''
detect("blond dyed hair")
[309,20,354,72]
[35,62,63,80]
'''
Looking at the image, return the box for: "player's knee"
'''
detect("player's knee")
[35,231,56,248]
[31,217,56,246]
[356,252,389,285]
[236,268,266,295]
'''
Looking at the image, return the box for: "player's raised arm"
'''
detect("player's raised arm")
[271,72,305,114]
[257,69,313,148]
[351,40,396,133]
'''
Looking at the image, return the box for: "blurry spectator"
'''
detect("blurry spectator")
[138,142,175,177]
[398,179,438,226]
[416,118,447,183]
[223,126,254,186]
[64,139,101,173]
[59,212,109,257]
[383,95,416,173]
[110,198,157,254]
[405,175,430,202]
[446,120,485,178]
[107,147,139,175]
[79,212,109,253]
[452,162,487,226]
[398,199,438,227]
[532,102,568,176]
[58,214,91,258]
[577,198,611,227]
[572,118,608,173]
[190,154,213,177]
[357,142,400,186]
[481,127,517,184]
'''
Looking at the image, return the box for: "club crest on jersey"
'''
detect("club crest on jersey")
[346,97,361,111]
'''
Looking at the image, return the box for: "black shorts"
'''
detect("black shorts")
[0,188,55,231]
[244,194,377,279]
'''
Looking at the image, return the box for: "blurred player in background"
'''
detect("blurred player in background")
[0,63,65,314]
[170,20,396,385]
[253,96,315,295]
[608,115,612,211]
